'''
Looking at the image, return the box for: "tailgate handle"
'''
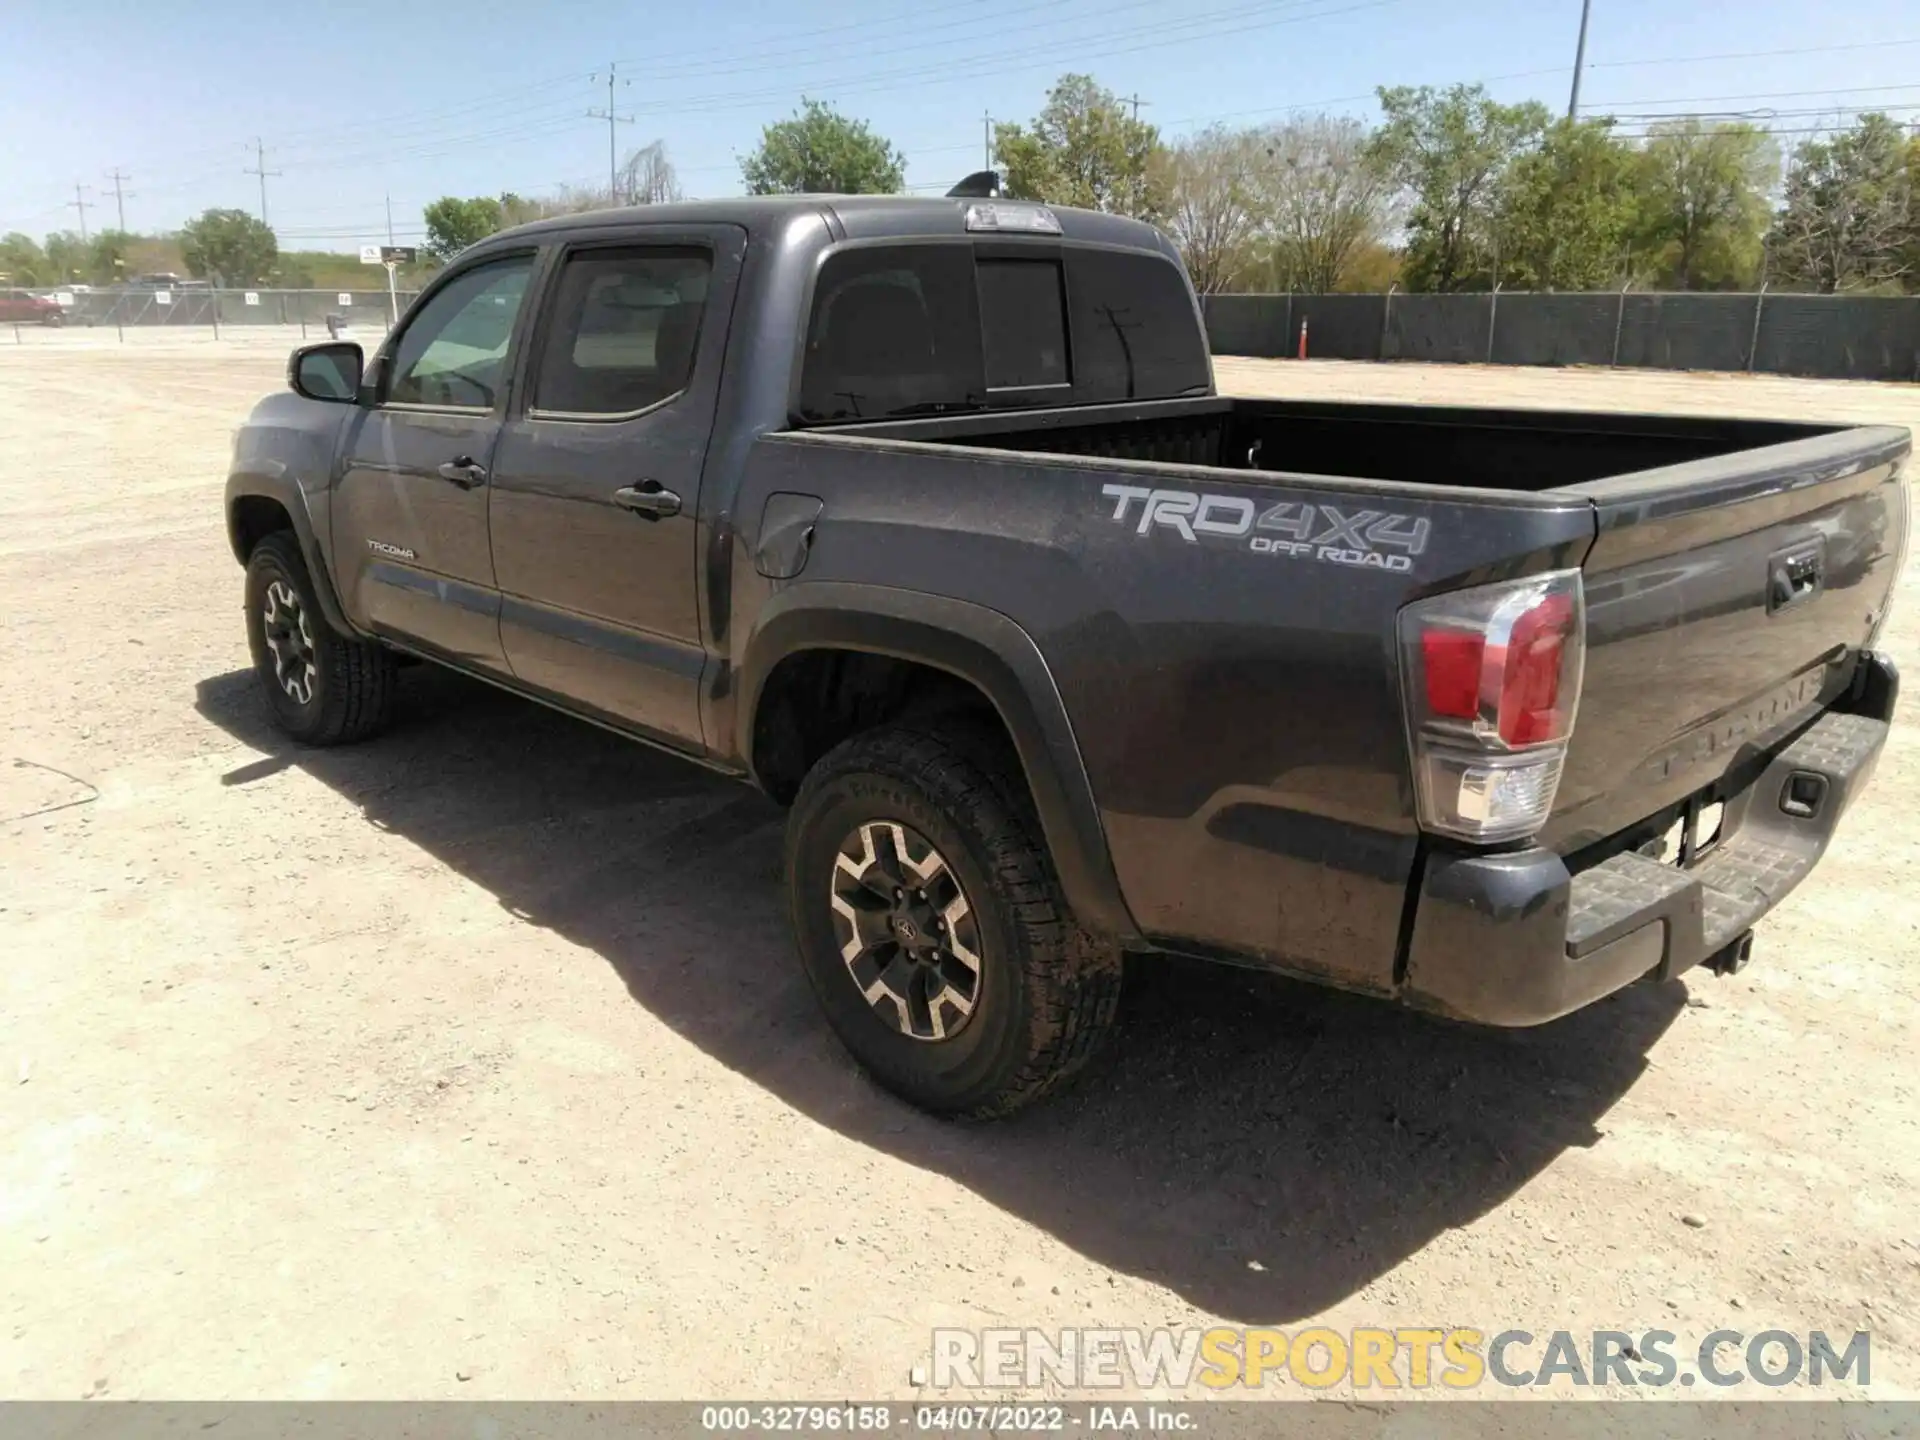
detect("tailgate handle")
[1767,543,1824,614]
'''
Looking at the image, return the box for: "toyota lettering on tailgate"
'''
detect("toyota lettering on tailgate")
[1099,483,1431,572]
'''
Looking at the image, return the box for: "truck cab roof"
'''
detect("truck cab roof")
[482,194,1182,260]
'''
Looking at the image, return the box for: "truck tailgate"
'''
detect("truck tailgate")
[1546,425,1909,852]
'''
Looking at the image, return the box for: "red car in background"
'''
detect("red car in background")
[0,289,66,325]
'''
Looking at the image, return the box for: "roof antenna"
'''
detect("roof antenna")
[946,171,1001,199]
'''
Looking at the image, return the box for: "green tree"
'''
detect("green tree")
[0,232,47,285]
[1633,120,1777,290]
[1770,113,1913,293]
[422,196,506,262]
[1493,118,1640,290]
[179,208,278,284]
[739,99,905,195]
[994,74,1168,220]
[1368,83,1549,291]
[43,231,87,283]
[85,229,137,286]
[1899,132,1920,292]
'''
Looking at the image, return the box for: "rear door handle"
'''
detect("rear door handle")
[436,457,487,488]
[613,481,681,520]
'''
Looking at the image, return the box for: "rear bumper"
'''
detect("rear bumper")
[1401,652,1896,1026]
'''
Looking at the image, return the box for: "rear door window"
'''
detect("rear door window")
[532,246,712,416]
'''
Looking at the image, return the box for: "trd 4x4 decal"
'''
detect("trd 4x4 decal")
[1099,484,1431,573]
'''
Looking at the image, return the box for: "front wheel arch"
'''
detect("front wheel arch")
[225,485,355,636]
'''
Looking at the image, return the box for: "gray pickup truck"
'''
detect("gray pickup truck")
[225,193,1907,1117]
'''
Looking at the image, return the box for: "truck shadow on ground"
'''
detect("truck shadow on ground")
[196,663,1684,1324]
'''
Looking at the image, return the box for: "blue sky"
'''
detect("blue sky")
[3,0,1917,251]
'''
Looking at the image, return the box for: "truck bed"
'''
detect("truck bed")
[835,394,1844,492]
[770,395,1906,986]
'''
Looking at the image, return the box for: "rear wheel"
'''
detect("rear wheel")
[786,725,1122,1118]
[244,532,397,745]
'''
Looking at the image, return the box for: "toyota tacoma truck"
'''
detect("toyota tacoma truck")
[224,192,1908,1117]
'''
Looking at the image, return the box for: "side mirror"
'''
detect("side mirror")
[288,341,363,402]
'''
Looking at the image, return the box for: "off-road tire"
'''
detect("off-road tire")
[786,724,1123,1118]
[244,531,397,746]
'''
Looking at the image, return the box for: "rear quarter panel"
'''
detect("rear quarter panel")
[731,432,1594,990]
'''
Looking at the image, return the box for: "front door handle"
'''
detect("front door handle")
[436,457,487,489]
[613,481,682,520]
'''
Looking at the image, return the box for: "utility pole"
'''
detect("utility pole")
[385,194,395,245]
[1567,0,1594,118]
[244,138,281,226]
[982,110,993,170]
[68,183,92,241]
[588,63,634,201]
[1119,93,1149,123]
[105,168,133,231]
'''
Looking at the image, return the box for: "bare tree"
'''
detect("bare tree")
[545,141,685,214]
[618,141,683,206]
[1770,113,1912,293]
[1254,115,1394,293]
[1165,127,1262,293]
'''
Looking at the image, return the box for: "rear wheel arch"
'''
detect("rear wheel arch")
[739,585,1141,945]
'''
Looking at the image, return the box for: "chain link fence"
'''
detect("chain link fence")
[33,286,423,340]
[1201,291,1920,382]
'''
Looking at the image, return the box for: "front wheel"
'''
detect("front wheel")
[244,532,397,745]
[786,725,1122,1118]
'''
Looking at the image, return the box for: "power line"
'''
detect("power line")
[1590,80,1920,109]
[612,0,1178,87]
[1587,34,1920,72]
[614,0,1409,120]
[243,138,282,225]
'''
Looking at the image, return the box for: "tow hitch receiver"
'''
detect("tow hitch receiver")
[1704,931,1755,977]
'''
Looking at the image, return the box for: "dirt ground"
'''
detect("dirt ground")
[2,339,1916,1401]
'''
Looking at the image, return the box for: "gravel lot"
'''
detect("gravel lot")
[3,339,1916,1401]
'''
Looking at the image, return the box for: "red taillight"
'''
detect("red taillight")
[1421,629,1484,719]
[1399,571,1586,843]
[1495,592,1574,745]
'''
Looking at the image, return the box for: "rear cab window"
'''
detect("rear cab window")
[796,241,1207,425]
